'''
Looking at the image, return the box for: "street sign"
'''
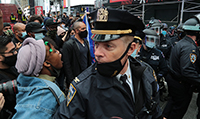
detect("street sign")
[35,6,43,15]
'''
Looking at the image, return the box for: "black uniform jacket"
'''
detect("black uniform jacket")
[62,36,91,87]
[53,57,162,119]
[138,46,168,80]
[169,35,200,84]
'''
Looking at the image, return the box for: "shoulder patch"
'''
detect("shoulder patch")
[190,53,197,64]
[67,83,77,106]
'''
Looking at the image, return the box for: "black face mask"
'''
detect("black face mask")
[78,30,88,39]
[59,35,65,38]
[96,43,132,77]
[2,54,17,66]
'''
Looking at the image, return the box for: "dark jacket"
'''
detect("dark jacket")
[62,36,91,88]
[169,35,200,84]
[0,66,18,119]
[53,57,162,119]
[12,35,23,46]
[138,46,168,80]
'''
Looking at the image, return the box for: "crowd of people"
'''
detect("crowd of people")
[0,6,200,119]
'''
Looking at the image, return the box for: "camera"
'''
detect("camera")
[0,80,18,96]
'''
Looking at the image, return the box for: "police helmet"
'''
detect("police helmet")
[143,29,160,48]
[162,23,168,29]
[183,13,200,31]
[150,22,163,35]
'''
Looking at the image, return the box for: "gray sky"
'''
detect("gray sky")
[70,0,95,6]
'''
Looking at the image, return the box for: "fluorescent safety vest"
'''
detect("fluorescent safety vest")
[11,16,16,20]
[18,10,22,14]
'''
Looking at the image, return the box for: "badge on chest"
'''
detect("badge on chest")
[150,53,159,60]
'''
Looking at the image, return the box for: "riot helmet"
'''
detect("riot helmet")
[143,29,160,48]
[183,13,200,32]
[150,22,163,35]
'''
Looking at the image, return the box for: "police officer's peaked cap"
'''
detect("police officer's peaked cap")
[90,7,145,42]
[183,13,200,31]
[143,29,158,36]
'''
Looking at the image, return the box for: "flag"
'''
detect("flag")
[83,14,95,64]
[63,0,67,8]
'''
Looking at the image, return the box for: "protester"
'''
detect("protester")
[12,37,65,118]
[29,15,44,25]
[45,18,63,49]
[24,22,46,40]
[12,23,26,48]
[0,36,18,118]
[62,21,91,88]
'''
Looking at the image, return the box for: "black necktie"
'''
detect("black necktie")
[120,74,133,99]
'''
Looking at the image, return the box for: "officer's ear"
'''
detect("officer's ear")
[127,42,137,56]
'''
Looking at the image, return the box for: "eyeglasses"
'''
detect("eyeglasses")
[0,47,17,55]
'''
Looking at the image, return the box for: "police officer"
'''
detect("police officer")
[17,8,22,21]
[22,14,27,24]
[170,24,185,46]
[53,8,162,119]
[151,22,172,63]
[10,13,16,24]
[138,29,168,100]
[163,13,200,119]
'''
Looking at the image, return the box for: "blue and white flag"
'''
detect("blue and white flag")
[83,13,95,64]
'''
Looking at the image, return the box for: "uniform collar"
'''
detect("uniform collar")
[185,35,196,45]
[116,60,132,84]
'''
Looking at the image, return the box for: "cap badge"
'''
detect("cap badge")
[97,8,109,22]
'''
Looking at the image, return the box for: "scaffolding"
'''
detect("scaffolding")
[104,0,200,25]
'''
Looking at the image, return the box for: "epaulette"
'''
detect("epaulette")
[72,63,97,85]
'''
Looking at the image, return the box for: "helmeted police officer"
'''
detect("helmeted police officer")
[138,29,168,89]
[170,24,186,46]
[163,13,200,119]
[53,8,162,119]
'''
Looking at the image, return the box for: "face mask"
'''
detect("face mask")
[35,33,44,40]
[146,41,155,48]
[96,43,132,77]
[2,54,17,66]
[59,35,65,38]
[162,31,167,36]
[41,22,44,26]
[22,32,27,38]
[78,30,88,39]
[131,49,138,58]
[61,24,65,28]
